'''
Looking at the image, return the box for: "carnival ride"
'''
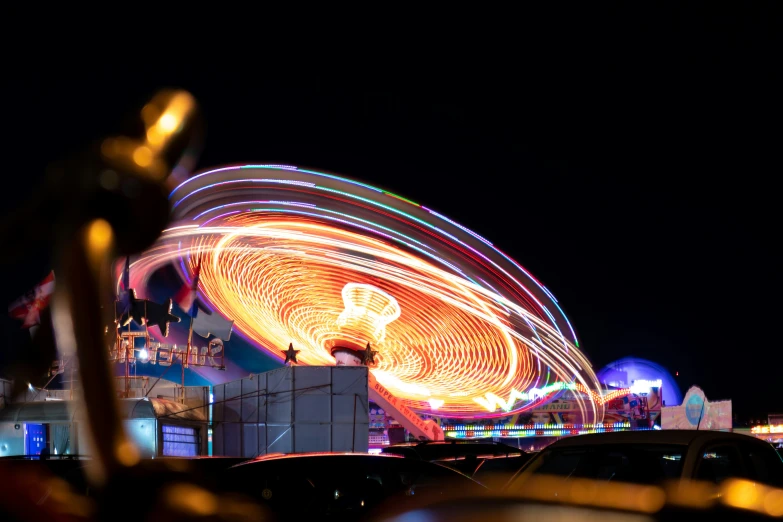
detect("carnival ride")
[126,164,607,426]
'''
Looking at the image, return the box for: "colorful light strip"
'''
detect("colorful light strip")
[128,165,604,419]
[751,425,783,434]
[444,422,648,439]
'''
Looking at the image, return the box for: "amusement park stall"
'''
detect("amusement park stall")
[211,365,369,457]
[0,396,208,458]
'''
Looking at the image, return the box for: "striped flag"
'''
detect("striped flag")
[117,257,132,315]
[175,259,234,341]
[8,271,55,328]
[174,259,201,315]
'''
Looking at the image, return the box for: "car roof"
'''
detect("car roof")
[233,452,402,467]
[545,430,764,448]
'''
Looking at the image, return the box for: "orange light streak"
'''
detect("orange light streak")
[126,165,606,420]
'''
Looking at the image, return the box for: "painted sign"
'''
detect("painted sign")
[108,335,225,369]
[368,372,444,441]
[661,386,732,430]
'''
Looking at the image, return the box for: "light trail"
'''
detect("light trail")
[125,165,605,420]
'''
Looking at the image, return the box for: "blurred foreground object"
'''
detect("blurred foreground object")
[380,475,783,521]
[49,88,201,487]
[0,89,272,522]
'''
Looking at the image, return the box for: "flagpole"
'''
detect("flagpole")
[182,258,199,404]
[182,313,194,404]
[125,319,131,398]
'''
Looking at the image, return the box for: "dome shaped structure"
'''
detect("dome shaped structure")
[598,357,682,407]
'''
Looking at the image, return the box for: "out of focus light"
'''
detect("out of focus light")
[721,478,783,517]
[28,383,33,391]
[142,91,194,151]
[132,145,153,167]
[664,480,717,509]
[511,475,666,514]
[115,439,140,468]
[164,483,218,516]
[158,113,178,133]
[86,219,113,255]
[138,348,149,362]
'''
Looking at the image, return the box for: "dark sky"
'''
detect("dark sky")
[1,7,779,418]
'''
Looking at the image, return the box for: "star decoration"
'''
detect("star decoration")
[283,343,300,364]
[362,342,377,366]
[115,289,180,337]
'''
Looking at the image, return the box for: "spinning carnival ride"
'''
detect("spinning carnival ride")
[127,165,605,423]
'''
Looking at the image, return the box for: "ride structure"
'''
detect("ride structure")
[127,164,605,437]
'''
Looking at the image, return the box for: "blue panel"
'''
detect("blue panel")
[25,423,45,457]
[162,425,199,457]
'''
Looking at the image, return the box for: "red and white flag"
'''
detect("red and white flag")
[8,271,55,328]
[174,259,201,314]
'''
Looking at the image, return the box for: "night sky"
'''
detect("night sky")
[1,7,779,419]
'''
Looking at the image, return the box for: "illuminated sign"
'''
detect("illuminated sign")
[108,334,225,369]
[751,425,783,434]
[630,379,662,394]
[442,421,643,439]
[368,372,444,441]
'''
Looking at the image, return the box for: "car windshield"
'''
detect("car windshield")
[516,444,687,485]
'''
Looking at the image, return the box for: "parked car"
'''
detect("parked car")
[221,452,487,520]
[382,440,523,461]
[506,430,783,489]
[382,440,532,488]
[468,454,533,489]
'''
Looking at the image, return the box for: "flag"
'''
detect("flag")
[176,259,234,341]
[8,271,55,328]
[174,259,201,315]
[117,257,132,316]
[192,309,234,341]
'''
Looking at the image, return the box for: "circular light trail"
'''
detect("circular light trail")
[128,165,604,420]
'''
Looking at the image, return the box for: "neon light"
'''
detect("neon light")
[751,425,783,434]
[171,165,577,345]
[131,165,603,419]
[630,379,662,394]
[443,421,647,439]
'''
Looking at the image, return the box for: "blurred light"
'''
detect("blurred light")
[510,474,666,514]
[664,480,717,509]
[132,145,153,167]
[164,483,218,516]
[158,113,178,133]
[720,478,783,517]
[86,219,112,253]
[114,439,140,468]
[27,383,33,391]
[138,348,149,362]
[766,488,783,517]
[131,165,604,420]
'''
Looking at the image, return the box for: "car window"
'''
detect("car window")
[695,444,745,483]
[510,444,687,486]
[472,455,532,489]
[737,441,783,487]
